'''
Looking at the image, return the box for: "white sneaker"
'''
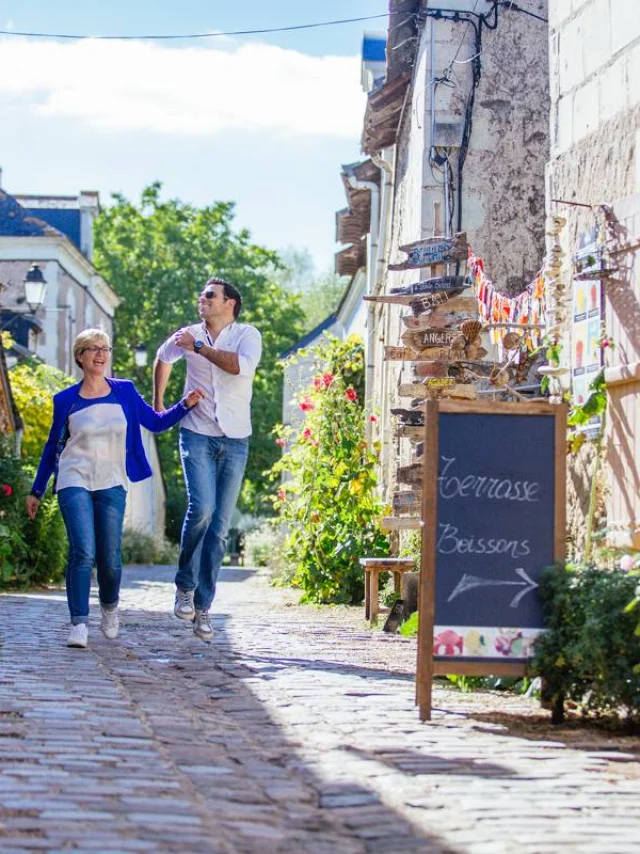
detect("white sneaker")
[100,604,119,640]
[67,623,88,648]
[174,588,195,620]
[193,610,213,641]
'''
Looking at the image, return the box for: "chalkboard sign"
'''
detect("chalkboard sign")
[417,399,567,720]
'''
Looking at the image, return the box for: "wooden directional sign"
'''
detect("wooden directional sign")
[391,408,424,427]
[416,399,567,722]
[392,490,422,513]
[397,463,423,486]
[395,425,425,440]
[409,293,451,315]
[384,346,440,362]
[390,277,465,296]
[402,329,458,349]
[389,233,468,270]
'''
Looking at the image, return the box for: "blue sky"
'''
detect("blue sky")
[0,1,388,271]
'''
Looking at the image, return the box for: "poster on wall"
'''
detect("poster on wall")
[571,231,604,433]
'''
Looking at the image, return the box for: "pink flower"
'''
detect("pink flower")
[369,414,378,423]
[1,484,12,497]
[310,439,319,447]
[345,387,357,402]
[275,437,285,447]
[322,372,334,388]
[619,554,637,572]
[299,396,315,412]
[313,376,323,390]
[302,428,312,439]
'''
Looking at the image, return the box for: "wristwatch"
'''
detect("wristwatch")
[193,340,205,354]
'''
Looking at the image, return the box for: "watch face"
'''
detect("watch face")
[194,340,204,351]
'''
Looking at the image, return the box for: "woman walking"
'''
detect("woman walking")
[26,328,203,648]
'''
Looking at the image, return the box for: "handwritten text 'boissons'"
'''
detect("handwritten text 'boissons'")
[438,457,541,503]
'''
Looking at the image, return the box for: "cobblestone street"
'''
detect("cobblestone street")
[1,565,639,854]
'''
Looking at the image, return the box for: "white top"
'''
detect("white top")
[156,321,262,439]
[57,393,128,492]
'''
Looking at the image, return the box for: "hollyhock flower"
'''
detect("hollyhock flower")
[619,554,637,572]
[302,428,312,439]
[313,376,323,390]
[299,396,315,412]
[275,437,285,447]
[369,414,378,423]
[322,372,334,388]
[1,484,12,497]
[345,387,357,402]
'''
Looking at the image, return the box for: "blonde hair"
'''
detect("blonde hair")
[73,328,111,369]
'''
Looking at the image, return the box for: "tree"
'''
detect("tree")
[94,183,305,537]
[274,246,347,331]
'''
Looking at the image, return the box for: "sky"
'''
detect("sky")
[0,0,388,272]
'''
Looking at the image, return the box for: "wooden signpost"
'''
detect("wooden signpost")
[388,233,468,270]
[416,400,567,721]
[389,277,465,295]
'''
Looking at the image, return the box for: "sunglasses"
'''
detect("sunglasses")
[201,289,229,301]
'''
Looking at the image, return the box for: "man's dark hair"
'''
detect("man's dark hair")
[206,277,242,319]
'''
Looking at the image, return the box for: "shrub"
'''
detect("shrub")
[269,335,389,604]
[9,361,74,459]
[0,448,67,588]
[121,529,179,565]
[244,520,282,567]
[531,563,640,723]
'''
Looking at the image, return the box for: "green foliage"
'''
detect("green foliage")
[244,519,284,568]
[121,529,179,565]
[269,335,389,604]
[272,246,347,331]
[94,183,306,533]
[531,564,640,722]
[9,361,74,459]
[0,446,67,588]
[399,611,418,637]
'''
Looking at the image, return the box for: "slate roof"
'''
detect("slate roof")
[0,190,63,239]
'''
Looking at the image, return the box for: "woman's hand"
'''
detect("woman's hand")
[26,495,40,520]
[183,389,205,410]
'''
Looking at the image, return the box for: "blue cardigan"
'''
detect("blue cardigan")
[31,378,189,498]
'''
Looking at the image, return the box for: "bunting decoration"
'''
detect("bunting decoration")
[467,249,547,357]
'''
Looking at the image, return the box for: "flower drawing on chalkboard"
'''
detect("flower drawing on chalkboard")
[433,630,464,656]
[495,629,524,657]
[464,630,487,656]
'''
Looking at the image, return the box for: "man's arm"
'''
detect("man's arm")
[198,345,239,374]
[153,358,173,412]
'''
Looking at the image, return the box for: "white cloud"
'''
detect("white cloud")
[0,37,366,138]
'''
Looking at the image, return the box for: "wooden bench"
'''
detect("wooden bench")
[359,558,416,624]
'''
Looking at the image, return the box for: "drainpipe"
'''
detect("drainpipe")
[347,175,379,435]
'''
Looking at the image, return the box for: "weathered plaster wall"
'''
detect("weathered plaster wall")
[548,0,640,552]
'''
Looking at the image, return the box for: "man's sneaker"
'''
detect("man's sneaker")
[174,588,195,620]
[193,610,213,641]
[67,623,88,648]
[100,604,119,640]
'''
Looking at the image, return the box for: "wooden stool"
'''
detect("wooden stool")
[359,558,416,624]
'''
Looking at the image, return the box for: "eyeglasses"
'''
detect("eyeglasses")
[82,346,112,355]
[201,289,230,301]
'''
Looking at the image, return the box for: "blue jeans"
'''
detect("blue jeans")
[57,486,127,625]
[175,429,249,611]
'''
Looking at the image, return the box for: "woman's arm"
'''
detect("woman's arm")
[132,384,203,433]
[30,396,63,499]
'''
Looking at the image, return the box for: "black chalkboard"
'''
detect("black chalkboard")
[417,400,567,719]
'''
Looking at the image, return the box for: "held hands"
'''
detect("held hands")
[25,495,40,520]
[183,389,205,410]
[174,328,196,351]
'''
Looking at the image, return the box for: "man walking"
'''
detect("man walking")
[154,278,261,640]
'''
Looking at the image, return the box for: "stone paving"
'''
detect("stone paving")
[1,564,639,854]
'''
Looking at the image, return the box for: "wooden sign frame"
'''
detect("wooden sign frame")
[416,399,567,721]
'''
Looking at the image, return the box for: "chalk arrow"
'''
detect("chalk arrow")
[447,567,539,608]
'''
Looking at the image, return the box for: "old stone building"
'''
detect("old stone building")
[336,0,550,507]
[547,0,640,551]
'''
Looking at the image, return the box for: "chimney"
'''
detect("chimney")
[79,191,100,261]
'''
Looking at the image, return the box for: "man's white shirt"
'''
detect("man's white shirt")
[156,321,262,438]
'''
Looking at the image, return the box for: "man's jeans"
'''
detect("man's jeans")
[57,485,127,625]
[175,429,249,611]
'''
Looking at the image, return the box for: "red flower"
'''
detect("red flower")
[1,484,12,497]
[275,437,285,447]
[369,414,378,423]
[302,427,312,439]
[322,372,334,388]
[313,376,323,390]
[345,387,357,402]
[299,396,315,412]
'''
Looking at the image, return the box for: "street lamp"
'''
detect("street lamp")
[134,344,148,368]
[23,265,48,313]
